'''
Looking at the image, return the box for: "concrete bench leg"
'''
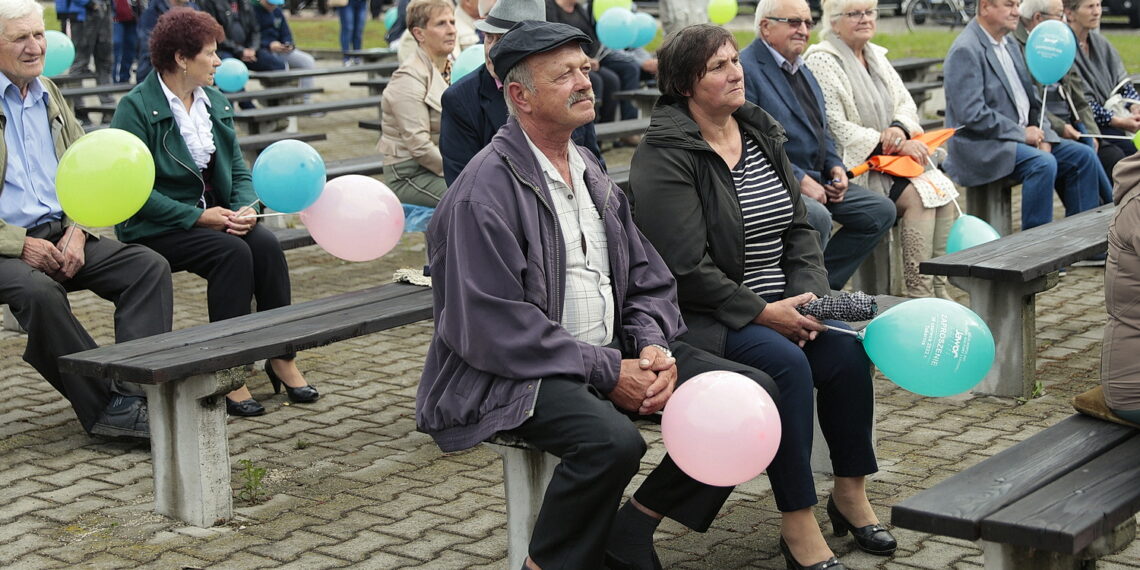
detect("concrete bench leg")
[966,181,1014,237]
[950,274,1056,398]
[979,517,1134,570]
[142,367,246,527]
[484,442,559,569]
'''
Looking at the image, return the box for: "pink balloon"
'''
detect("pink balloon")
[299,175,405,262]
[661,371,781,487]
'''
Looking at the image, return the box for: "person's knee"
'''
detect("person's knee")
[582,421,646,478]
[7,273,69,315]
[803,197,833,242]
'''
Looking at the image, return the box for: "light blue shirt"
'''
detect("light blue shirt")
[0,75,61,228]
[762,38,805,75]
[982,27,1030,128]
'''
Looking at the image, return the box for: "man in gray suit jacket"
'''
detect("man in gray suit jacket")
[943,0,1103,230]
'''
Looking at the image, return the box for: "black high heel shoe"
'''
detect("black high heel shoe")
[265,360,319,403]
[778,537,845,570]
[226,397,265,417]
[826,495,897,556]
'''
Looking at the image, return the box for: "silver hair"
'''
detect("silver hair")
[753,0,810,35]
[818,0,878,39]
[502,58,535,116]
[0,0,43,37]
[1019,0,1055,20]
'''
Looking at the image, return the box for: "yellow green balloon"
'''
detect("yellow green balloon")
[593,0,632,21]
[56,129,155,227]
[708,0,738,24]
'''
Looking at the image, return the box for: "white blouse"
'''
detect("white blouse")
[158,75,216,170]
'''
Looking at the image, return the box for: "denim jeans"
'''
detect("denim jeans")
[1013,140,1102,230]
[339,0,368,53]
[112,20,137,84]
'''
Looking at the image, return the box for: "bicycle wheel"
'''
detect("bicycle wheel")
[906,0,933,29]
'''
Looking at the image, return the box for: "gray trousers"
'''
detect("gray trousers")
[0,222,173,431]
[68,1,115,97]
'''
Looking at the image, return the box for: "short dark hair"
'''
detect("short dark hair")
[656,24,738,101]
[149,8,224,75]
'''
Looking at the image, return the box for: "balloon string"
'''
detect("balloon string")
[242,198,261,212]
[58,222,82,253]
[824,324,860,337]
[1080,133,1136,140]
[1038,86,1048,132]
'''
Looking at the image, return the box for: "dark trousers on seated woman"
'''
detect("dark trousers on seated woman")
[135,225,293,340]
[725,319,877,512]
[506,341,777,569]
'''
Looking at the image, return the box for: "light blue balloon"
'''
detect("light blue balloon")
[214,58,249,93]
[946,214,1001,253]
[631,12,657,49]
[861,299,995,397]
[251,140,327,213]
[1025,20,1076,85]
[43,31,75,77]
[451,44,485,83]
[384,7,398,31]
[597,7,636,50]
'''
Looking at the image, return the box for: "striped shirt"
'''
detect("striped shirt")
[734,132,793,300]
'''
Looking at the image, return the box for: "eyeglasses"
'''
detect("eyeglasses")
[766,16,817,29]
[1038,11,1065,20]
[842,8,878,20]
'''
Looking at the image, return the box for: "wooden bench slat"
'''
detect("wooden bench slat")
[234,96,381,121]
[59,283,431,383]
[920,205,1113,281]
[891,414,1138,540]
[980,433,1140,554]
[249,61,398,85]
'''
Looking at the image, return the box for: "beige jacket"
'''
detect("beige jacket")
[1103,153,1140,410]
[378,46,447,175]
[0,78,86,257]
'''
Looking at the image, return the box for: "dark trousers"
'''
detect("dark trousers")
[136,224,290,323]
[0,222,173,431]
[1099,126,1135,183]
[725,320,877,512]
[69,2,114,94]
[505,341,777,569]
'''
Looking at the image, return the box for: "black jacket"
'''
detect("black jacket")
[629,99,829,355]
[200,0,260,56]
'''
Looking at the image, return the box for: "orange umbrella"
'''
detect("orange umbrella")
[846,127,959,178]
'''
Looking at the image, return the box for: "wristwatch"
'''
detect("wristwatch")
[647,344,673,358]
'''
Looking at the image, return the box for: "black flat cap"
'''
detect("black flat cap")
[489,21,592,81]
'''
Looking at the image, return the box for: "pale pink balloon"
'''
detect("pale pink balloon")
[661,370,782,487]
[299,175,405,262]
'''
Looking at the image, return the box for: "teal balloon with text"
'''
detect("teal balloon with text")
[861,299,995,397]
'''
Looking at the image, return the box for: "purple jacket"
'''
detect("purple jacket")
[416,117,685,452]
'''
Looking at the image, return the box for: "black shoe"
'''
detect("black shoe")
[90,395,150,440]
[226,397,266,417]
[778,537,845,570]
[265,360,319,403]
[826,495,897,556]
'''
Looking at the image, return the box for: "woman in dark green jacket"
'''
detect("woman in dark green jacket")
[112,8,318,416]
[630,25,892,570]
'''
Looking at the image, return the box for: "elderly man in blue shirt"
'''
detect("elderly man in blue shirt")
[0,0,173,440]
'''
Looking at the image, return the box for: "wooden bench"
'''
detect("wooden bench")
[342,47,397,63]
[892,414,1140,569]
[890,56,944,83]
[919,205,1114,398]
[326,155,385,178]
[57,281,434,527]
[239,131,327,164]
[348,77,391,95]
[233,95,381,134]
[594,117,650,143]
[965,178,1017,237]
[224,85,323,106]
[249,61,399,89]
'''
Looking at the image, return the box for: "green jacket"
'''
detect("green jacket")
[1013,21,1100,138]
[0,78,86,257]
[629,99,830,356]
[111,71,258,243]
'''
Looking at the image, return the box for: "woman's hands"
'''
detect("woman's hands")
[753,292,827,347]
[196,206,258,236]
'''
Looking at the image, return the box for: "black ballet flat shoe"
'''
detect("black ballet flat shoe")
[826,495,897,556]
[778,537,845,570]
[226,397,266,417]
[265,361,319,403]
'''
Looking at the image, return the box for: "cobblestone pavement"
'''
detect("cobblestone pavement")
[1,63,1137,569]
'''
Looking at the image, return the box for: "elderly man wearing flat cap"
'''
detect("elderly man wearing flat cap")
[438,0,603,185]
[416,21,779,570]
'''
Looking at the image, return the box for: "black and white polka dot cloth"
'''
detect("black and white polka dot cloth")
[796,291,877,322]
